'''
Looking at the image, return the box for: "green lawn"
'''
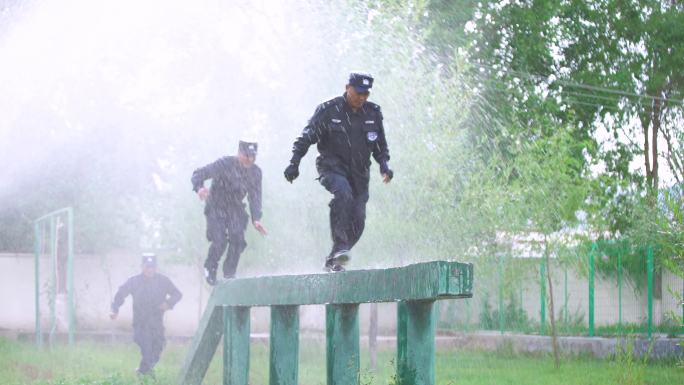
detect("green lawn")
[0,337,681,385]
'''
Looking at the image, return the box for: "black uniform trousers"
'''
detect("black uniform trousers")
[204,207,249,278]
[320,172,369,256]
[133,323,165,374]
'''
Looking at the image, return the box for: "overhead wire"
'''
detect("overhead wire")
[465,66,678,116]
[469,62,684,105]
[465,70,635,155]
[470,70,625,111]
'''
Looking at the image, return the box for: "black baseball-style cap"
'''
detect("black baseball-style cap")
[141,253,157,267]
[348,72,373,93]
[238,140,258,156]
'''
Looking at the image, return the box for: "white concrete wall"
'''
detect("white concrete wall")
[1,253,681,335]
[0,252,398,336]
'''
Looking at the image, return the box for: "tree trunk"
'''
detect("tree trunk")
[651,91,661,190]
[544,236,561,369]
[644,114,652,188]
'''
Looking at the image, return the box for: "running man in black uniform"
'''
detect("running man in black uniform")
[110,253,182,376]
[192,140,267,285]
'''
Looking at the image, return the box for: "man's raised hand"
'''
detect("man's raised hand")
[284,163,299,183]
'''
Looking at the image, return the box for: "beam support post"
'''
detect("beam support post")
[223,306,251,385]
[270,305,299,385]
[326,304,359,385]
[397,300,436,385]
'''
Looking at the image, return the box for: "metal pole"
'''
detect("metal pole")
[499,256,504,335]
[588,243,596,337]
[564,265,568,331]
[618,248,622,336]
[34,222,42,348]
[67,208,75,345]
[647,246,653,339]
[519,281,523,331]
[540,260,546,336]
[681,275,684,336]
[34,207,71,224]
[466,298,471,331]
[49,216,57,348]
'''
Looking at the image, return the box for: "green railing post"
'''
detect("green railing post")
[223,306,250,385]
[397,300,436,385]
[326,304,359,385]
[67,208,74,345]
[519,283,523,331]
[34,222,42,348]
[617,248,623,336]
[34,207,75,347]
[647,246,653,339]
[588,243,596,337]
[499,256,504,335]
[564,266,568,331]
[466,298,472,331]
[540,260,546,336]
[270,305,299,385]
[49,216,57,348]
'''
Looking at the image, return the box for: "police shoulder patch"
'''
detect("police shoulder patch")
[322,96,344,111]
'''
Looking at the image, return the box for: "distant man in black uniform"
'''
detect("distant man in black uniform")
[110,253,182,376]
[191,140,268,285]
[284,72,393,271]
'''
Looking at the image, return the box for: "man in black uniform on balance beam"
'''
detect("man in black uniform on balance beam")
[284,72,393,272]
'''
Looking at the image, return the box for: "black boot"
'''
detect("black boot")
[323,259,344,273]
[324,248,351,272]
[204,267,217,286]
[330,249,351,266]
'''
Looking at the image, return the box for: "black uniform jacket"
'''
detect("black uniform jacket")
[191,156,263,221]
[290,94,390,181]
[111,273,182,329]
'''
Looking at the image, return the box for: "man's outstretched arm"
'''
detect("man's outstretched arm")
[248,168,268,235]
[191,158,224,192]
[162,277,183,311]
[371,108,392,183]
[285,105,326,182]
[110,278,134,319]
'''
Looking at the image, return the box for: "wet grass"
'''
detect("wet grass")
[0,337,681,384]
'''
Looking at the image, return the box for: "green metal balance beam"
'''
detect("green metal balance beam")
[178,260,473,385]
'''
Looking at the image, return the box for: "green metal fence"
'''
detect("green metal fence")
[33,207,75,347]
[178,261,473,385]
[440,242,683,339]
